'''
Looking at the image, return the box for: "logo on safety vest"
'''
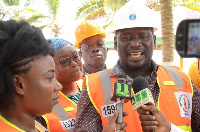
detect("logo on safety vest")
[174,92,192,119]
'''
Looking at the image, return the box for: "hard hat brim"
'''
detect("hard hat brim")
[75,32,107,49]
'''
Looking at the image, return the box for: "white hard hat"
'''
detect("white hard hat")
[112,0,160,31]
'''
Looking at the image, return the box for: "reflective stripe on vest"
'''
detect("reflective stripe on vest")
[164,66,184,88]
[35,121,49,132]
[0,115,47,132]
[157,65,192,132]
[0,115,25,132]
[53,103,71,121]
[98,70,116,121]
[86,69,142,132]
[43,80,82,132]
[53,103,74,132]
[44,90,79,132]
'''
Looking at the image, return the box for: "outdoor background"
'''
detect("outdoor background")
[1,0,199,73]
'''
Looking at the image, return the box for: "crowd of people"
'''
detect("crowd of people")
[0,1,200,132]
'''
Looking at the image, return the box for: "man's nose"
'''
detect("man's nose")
[91,44,100,52]
[130,37,142,47]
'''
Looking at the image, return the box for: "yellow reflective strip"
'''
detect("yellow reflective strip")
[188,78,194,97]
[0,115,26,132]
[86,75,100,114]
[42,115,50,131]
[178,126,192,132]
[59,91,77,106]
[35,125,43,132]
[163,81,175,85]
[64,107,75,112]
[76,79,83,91]
[156,78,161,110]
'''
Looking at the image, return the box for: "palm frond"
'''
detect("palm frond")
[45,0,60,15]
[76,0,104,20]
[26,14,48,23]
[85,7,106,20]
[102,20,112,29]
[3,0,20,6]
[104,0,130,12]
[183,4,200,12]
[23,8,41,13]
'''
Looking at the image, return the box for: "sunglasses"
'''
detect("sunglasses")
[58,52,81,67]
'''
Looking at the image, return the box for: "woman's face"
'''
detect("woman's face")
[20,55,62,116]
[53,45,83,83]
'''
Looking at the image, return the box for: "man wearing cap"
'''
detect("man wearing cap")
[74,20,108,76]
[74,1,200,132]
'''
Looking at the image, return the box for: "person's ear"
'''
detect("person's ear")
[114,36,117,51]
[153,35,156,49]
[13,75,25,95]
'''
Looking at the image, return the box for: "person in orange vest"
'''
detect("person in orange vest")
[0,19,62,132]
[74,20,108,75]
[35,37,127,132]
[188,59,200,90]
[36,37,83,132]
[74,1,200,132]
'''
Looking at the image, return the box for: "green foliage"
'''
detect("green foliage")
[45,0,60,16]
[146,0,200,12]
[76,0,130,20]
[104,0,129,12]
[102,20,112,29]
[76,0,104,20]
[26,14,48,23]
[2,0,20,6]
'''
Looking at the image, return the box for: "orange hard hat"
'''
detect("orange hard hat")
[74,21,106,49]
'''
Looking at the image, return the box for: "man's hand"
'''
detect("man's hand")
[137,105,171,132]
[102,111,128,132]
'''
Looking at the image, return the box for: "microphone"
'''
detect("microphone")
[131,77,155,111]
[111,75,131,124]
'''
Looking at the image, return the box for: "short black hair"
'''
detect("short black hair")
[0,19,55,110]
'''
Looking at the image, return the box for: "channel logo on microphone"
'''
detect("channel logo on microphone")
[131,88,155,110]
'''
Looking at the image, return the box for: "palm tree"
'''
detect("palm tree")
[1,0,61,37]
[148,0,200,66]
[44,0,61,36]
[159,0,174,66]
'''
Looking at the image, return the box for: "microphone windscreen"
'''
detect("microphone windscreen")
[132,77,148,93]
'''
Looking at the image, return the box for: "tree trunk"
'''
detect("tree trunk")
[160,0,174,66]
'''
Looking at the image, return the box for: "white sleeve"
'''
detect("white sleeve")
[170,123,187,132]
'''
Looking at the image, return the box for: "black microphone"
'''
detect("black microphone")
[131,77,155,110]
[111,75,131,124]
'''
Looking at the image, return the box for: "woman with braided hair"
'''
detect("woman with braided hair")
[0,19,62,132]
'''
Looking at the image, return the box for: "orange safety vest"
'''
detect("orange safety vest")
[86,69,142,132]
[0,115,48,132]
[86,65,193,132]
[157,65,193,132]
[43,80,82,132]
